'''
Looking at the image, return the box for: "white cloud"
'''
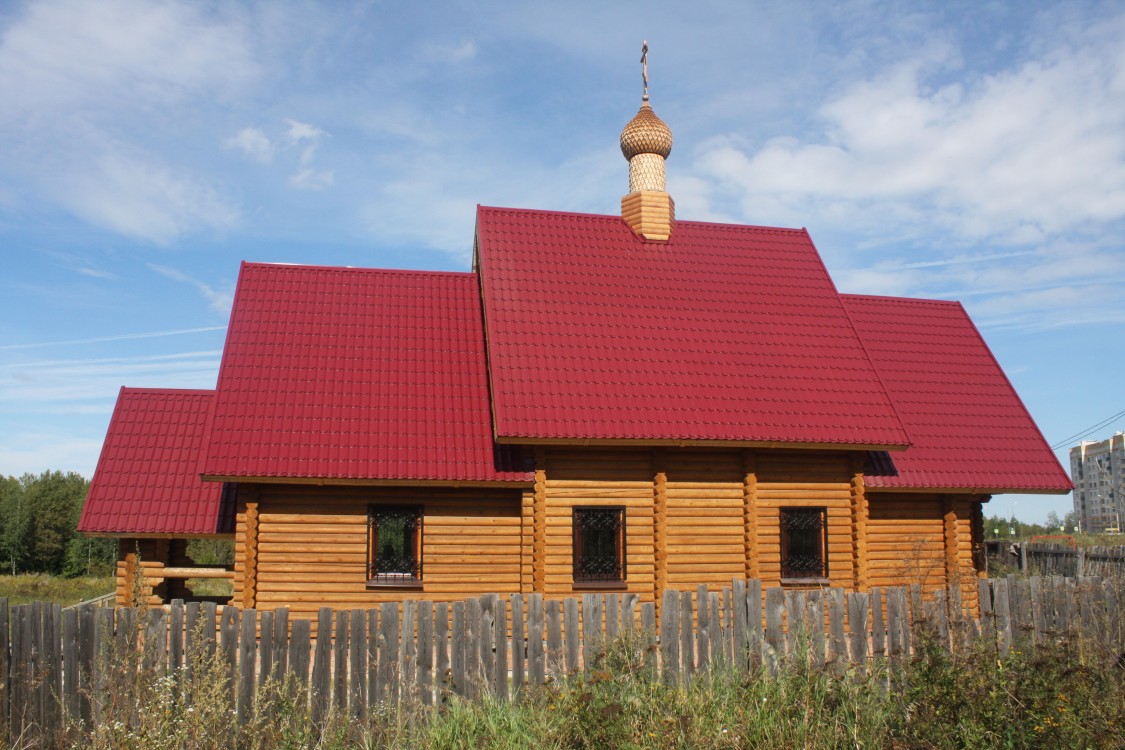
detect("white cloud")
[147,264,235,314]
[226,127,274,163]
[289,167,335,191]
[57,152,239,245]
[0,326,226,352]
[420,39,477,64]
[285,119,333,190]
[683,11,1125,334]
[0,435,106,478]
[286,119,326,143]
[0,350,220,410]
[0,0,256,243]
[0,0,257,116]
[692,21,1125,245]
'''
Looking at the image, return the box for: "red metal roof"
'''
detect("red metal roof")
[842,295,1072,493]
[200,262,532,482]
[475,206,910,448]
[79,388,233,535]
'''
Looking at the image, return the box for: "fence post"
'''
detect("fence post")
[746,579,763,671]
[846,592,869,667]
[660,589,678,687]
[433,603,448,702]
[415,600,432,708]
[527,594,544,686]
[546,600,562,680]
[310,608,332,727]
[238,609,256,725]
[1076,549,1086,578]
[764,587,784,673]
[1019,542,1029,573]
[564,598,580,675]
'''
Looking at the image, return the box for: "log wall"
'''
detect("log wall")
[540,448,656,600]
[109,450,988,618]
[866,493,984,612]
[751,450,855,590]
[233,484,524,621]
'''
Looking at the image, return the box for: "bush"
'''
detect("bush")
[895,632,1125,749]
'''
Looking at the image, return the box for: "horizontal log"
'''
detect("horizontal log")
[148,566,234,580]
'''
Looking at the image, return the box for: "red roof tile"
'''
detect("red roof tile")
[842,295,1072,493]
[79,388,233,535]
[200,262,532,482]
[475,206,910,448]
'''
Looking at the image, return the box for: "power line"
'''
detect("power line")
[1050,408,1125,450]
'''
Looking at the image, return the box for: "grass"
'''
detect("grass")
[0,573,113,606]
[4,618,1121,750]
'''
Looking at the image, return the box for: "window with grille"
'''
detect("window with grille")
[780,507,828,580]
[573,507,626,583]
[367,505,422,585]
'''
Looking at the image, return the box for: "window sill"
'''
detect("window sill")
[365,579,423,591]
[572,581,628,591]
[780,577,830,587]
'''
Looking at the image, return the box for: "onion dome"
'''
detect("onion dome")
[620,102,673,160]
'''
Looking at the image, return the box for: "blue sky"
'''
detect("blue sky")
[2,0,1123,525]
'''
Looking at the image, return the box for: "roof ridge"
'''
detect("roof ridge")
[841,293,961,307]
[476,204,808,235]
[241,260,476,279]
[120,387,216,397]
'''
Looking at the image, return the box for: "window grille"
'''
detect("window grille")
[780,507,828,579]
[367,505,423,584]
[573,507,626,583]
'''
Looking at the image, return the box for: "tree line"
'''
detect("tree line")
[982,510,1080,540]
[0,471,115,577]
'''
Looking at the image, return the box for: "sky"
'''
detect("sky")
[2,0,1124,526]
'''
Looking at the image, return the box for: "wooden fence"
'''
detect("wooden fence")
[1021,542,1125,578]
[3,576,1124,746]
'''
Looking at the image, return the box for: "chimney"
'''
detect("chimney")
[620,42,674,241]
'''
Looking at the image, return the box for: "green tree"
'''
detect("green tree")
[23,471,89,574]
[0,475,31,574]
[63,533,116,577]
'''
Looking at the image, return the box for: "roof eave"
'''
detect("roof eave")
[494,436,910,452]
[200,474,534,488]
[867,485,1073,495]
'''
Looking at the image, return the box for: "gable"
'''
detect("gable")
[200,262,532,483]
[79,388,233,535]
[843,294,1072,493]
[475,206,910,449]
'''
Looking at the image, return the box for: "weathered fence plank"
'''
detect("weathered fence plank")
[679,590,694,680]
[434,603,449,702]
[527,594,545,687]
[417,601,433,707]
[510,594,525,695]
[696,585,710,674]
[379,602,400,706]
[764,586,784,672]
[660,589,678,687]
[332,610,347,714]
[289,617,311,696]
[564,598,580,675]
[310,608,332,726]
[238,609,257,725]
[746,579,763,671]
[350,609,366,717]
[546,600,562,678]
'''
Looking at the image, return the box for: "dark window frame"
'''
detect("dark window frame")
[780,507,829,582]
[366,504,423,588]
[572,507,627,587]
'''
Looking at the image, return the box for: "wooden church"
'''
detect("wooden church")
[78,67,1071,619]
